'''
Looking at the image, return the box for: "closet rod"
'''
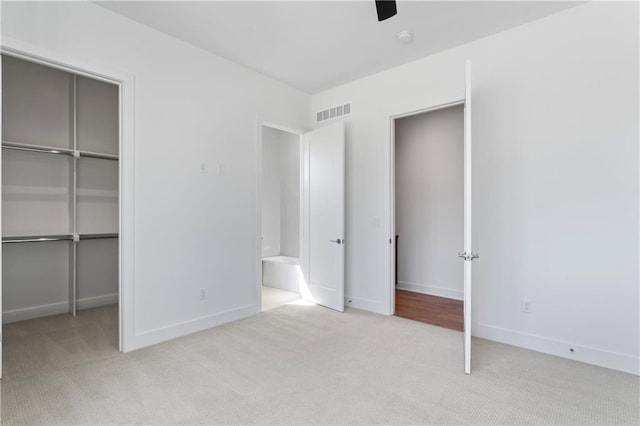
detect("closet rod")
[79,151,119,161]
[78,233,118,240]
[2,235,74,243]
[2,233,119,243]
[2,142,74,157]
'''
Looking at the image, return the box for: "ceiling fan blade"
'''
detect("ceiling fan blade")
[375,0,397,22]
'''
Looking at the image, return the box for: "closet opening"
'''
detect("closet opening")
[392,104,464,331]
[259,124,304,311]
[1,54,120,377]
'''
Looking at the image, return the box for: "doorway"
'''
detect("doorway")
[259,124,303,311]
[393,104,464,331]
[1,53,122,378]
[257,120,346,313]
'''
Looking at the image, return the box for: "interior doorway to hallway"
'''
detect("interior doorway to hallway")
[392,104,464,332]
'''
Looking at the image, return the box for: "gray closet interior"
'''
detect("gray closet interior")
[1,55,119,323]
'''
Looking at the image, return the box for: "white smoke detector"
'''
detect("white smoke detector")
[397,30,414,44]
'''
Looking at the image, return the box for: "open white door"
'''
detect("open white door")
[1,53,3,380]
[460,60,477,374]
[302,122,345,312]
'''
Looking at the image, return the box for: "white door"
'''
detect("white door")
[302,122,345,312]
[1,53,3,379]
[460,60,477,375]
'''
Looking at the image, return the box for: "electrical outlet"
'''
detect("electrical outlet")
[521,298,532,313]
[199,288,207,300]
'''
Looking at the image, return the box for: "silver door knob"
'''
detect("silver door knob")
[330,238,342,244]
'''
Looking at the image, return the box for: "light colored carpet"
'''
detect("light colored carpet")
[261,286,301,312]
[1,303,638,425]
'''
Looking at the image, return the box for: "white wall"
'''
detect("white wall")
[1,1,309,349]
[262,127,282,257]
[261,126,300,258]
[311,2,639,374]
[395,106,464,300]
[278,130,300,258]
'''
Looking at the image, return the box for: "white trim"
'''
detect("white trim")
[345,295,388,315]
[261,119,304,137]
[463,59,472,375]
[0,46,119,86]
[0,37,135,353]
[396,281,463,301]
[3,302,68,324]
[3,293,118,324]
[302,130,310,293]
[77,293,119,310]
[255,116,305,313]
[386,98,466,317]
[390,100,465,121]
[477,324,640,376]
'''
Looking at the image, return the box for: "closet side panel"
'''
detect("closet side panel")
[1,55,72,148]
[2,150,71,235]
[76,239,118,307]
[75,72,120,312]
[76,158,118,234]
[2,242,71,322]
[76,76,119,155]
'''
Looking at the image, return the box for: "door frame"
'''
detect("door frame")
[386,99,465,316]
[0,37,135,354]
[255,118,305,308]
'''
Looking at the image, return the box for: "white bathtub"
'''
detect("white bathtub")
[262,256,301,293]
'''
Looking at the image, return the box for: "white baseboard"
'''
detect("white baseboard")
[477,323,639,376]
[3,301,69,324]
[396,281,463,301]
[125,303,261,352]
[3,293,119,324]
[345,295,388,315]
[77,293,119,310]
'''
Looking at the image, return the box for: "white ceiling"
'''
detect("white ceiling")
[97,1,581,94]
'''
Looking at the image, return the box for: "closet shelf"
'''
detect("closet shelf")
[2,233,118,243]
[2,141,119,160]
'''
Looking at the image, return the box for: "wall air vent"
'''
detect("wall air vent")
[316,103,351,122]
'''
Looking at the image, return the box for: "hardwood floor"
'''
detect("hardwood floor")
[395,289,463,331]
